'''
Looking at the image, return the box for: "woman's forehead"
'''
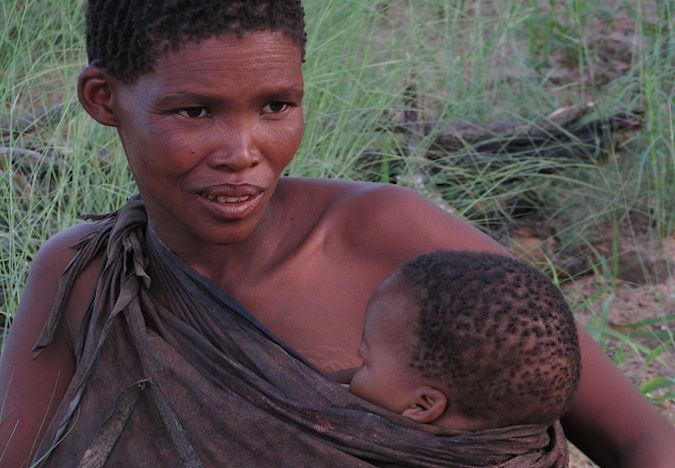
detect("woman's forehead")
[155,32,302,72]
[131,32,304,96]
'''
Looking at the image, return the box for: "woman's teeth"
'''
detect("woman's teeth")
[202,193,251,203]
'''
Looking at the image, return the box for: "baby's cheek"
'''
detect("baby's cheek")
[348,368,367,398]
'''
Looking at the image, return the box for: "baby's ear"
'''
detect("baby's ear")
[401,386,447,424]
[77,64,118,127]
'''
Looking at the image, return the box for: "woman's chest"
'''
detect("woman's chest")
[224,253,390,373]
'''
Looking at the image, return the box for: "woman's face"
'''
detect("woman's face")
[111,32,304,252]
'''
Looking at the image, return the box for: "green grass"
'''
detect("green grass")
[1,0,674,404]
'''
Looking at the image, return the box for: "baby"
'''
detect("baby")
[350,250,581,431]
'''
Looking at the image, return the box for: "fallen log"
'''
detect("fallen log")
[428,103,643,163]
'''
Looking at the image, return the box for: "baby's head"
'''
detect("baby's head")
[85,0,306,84]
[350,251,580,431]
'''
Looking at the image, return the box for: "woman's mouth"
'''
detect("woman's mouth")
[199,193,251,204]
[196,188,264,220]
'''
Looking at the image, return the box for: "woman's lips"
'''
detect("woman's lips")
[196,186,265,219]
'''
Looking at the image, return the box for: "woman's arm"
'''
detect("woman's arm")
[0,224,97,467]
[562,325,675,468]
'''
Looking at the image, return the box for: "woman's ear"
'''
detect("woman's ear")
[77,65,119,127]
[401,386,447,424]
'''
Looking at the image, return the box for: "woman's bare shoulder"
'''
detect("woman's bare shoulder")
[330,181,507,260]
[281,177,506,264]
[41,223,105,335]
[281,177,416,219]
[277,176,376,224]
[0,222,101,465]
[13,222,103,346]
[34,222,101,266]
[280,176,372,200]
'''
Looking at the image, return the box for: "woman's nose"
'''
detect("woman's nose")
[206,123,261,172]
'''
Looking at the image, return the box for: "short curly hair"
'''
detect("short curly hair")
[400,251,580,427]
[86,0,307,83]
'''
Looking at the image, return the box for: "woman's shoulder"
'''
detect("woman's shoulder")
[280,176,373,197]
[0,221,106,357]
[281,177,507,262]
[0,222,103,465]
[29,222,105,342]
[280,176,414,208]
[280,177,423,234]
[32,223,104,291]
[37,222,101,262]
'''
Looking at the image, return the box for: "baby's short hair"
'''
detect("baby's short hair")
[86,0,307,83]
[401,251,580,427]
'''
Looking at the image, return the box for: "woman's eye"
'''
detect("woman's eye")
[177,107,210,119]
[262,102,291,114]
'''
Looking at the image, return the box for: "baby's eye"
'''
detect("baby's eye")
[261,102,291,114]
[177,107,211,119]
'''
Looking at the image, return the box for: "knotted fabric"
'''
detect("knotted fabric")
[32,197,568,467]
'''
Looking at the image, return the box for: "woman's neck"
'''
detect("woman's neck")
[150,184,293,287]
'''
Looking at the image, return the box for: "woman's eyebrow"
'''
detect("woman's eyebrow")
[153,92,211,107]
[257,87,304,102]
[153,87,303,107]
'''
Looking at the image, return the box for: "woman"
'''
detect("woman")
[1,1,673,466]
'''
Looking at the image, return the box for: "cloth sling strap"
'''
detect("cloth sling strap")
[31,197,569,467]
